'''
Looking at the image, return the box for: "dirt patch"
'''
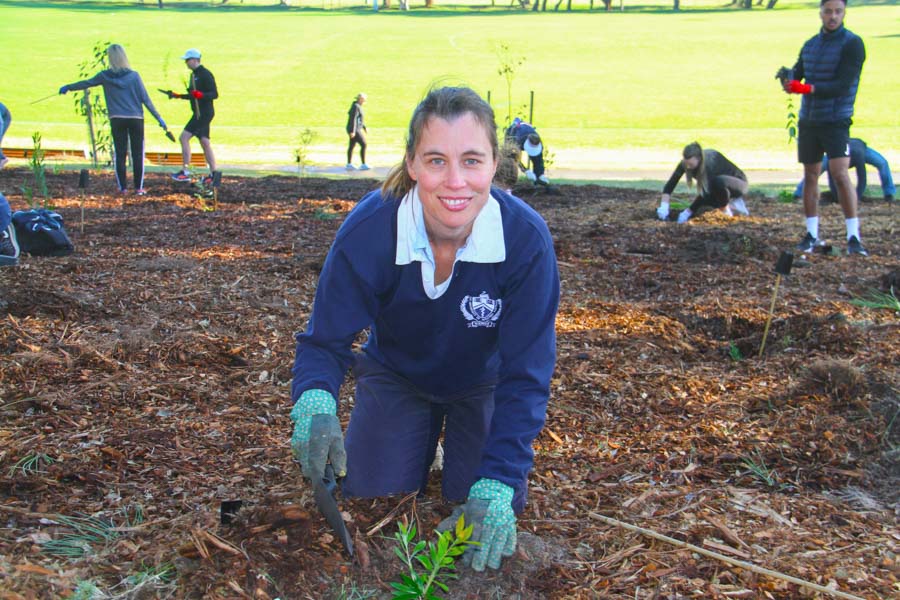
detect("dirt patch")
[0,169,897,599]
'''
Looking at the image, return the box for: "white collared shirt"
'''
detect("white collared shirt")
[395,185,506,299]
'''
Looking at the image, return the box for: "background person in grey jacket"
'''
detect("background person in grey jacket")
[60,44,168,195]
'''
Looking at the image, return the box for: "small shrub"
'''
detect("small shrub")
[29,131,49,206]
[390,514,478,600]
[294,127,317,179]
[801,359,867,406]
[778,189,796,203]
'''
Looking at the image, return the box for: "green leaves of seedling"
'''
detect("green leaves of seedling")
[390,515,479,600]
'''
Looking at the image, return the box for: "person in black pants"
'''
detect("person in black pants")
[59,44,167,194]
[346,93,369,170]
[656,142,750,223]
[167,48,219,184]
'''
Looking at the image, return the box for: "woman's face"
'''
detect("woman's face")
[406,113,498,244]
[682,155,701,171]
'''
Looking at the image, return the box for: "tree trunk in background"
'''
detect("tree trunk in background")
[766,0,778,7]
[673,0,679,10]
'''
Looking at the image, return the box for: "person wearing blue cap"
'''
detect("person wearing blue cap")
[504,118,550,186]
[164,48,219,185]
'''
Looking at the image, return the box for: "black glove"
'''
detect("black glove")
[775,66,793,84]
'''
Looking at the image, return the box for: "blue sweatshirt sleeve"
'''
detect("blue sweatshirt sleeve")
[64,71,108,92]
[291,246,378,403]
[477,223,560,489]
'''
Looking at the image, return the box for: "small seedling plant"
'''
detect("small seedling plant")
[495,42,526,127]
[775,67,798,144]
[294,127,318,179]
[73,41,114,166]
[28,131,49,206]
[390,514,478,600]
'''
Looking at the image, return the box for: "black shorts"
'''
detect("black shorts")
[797,120,850,165]
[184,114,213,140]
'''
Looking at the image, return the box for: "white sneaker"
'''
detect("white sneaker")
[728,197,749,216]
[359,163,371,171]
[0,157,9,169]
[346,163,357,171]
[722,205,734,217]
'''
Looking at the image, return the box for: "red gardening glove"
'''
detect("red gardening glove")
[190,90,204,99]
[786,80,812,94]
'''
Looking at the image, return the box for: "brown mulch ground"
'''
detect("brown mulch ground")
[0,169,897,600]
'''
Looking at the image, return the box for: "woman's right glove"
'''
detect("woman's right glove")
[656,202,670,221]
[290,389,346,481]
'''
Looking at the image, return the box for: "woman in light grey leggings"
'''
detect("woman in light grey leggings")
[0,102,11,169]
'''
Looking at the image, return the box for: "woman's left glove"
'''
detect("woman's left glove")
[290,389,346,481]
[438,478,516,571]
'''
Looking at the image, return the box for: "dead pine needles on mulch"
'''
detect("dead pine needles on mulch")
[0,168,897,599]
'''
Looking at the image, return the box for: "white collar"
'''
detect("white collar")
[395,185,506,266]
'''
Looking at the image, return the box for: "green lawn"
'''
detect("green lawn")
[1,0,897,172]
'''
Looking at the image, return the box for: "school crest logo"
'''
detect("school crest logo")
[460,291,502,328]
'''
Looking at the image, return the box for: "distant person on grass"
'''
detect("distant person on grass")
[656,142,749,223]
[780,0,867,255]
[290,86,559,572]
[165,48,219,185]
[504,118,550,186]
[58,44,168,195]
[346,93,369,171]
[0,102,11,169]
[793,137,895,202]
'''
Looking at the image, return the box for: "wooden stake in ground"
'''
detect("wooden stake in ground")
[589,512,865,600]
[759,251,793,358]
[78,169,89,234]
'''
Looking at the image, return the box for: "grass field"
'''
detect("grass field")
[1,0,897,174]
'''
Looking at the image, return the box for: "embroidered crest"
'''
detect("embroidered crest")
[460,291,502,328]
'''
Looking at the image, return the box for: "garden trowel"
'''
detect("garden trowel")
[313,464,354,557]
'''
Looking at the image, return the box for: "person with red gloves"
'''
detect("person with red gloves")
[164,48,219,184]
[781,0,868,256]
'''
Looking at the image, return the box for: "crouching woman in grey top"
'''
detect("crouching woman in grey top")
[657,142,750,223]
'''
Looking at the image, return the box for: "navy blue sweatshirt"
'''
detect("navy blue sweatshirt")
[291,187,560,489]
[792,25,865,124]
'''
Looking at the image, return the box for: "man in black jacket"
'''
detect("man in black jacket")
[781,0,867,256]
[167,48,219,184]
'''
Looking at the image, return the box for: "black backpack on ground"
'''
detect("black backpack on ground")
[12,209,75,257]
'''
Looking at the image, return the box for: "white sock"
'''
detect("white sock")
[806,216,819,239]
[845,217,860,241]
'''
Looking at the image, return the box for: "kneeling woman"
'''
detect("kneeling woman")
[290,87,559,572]
[657,142,749,223]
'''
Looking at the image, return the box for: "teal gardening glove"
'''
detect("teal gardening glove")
[290,389,347,481]
[438,478,516,571]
